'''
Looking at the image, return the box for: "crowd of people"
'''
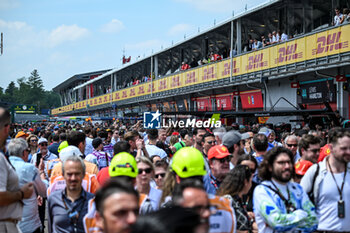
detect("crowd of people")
[1,106,350,233]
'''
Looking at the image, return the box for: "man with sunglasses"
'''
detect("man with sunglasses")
[203,145,231,195]
[283,135,300,163]
[298,134,321,164]
[30,137,58,180]
[201,132,217,172]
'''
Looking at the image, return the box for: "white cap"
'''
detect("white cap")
[59,145,83,162]
[38,137,48,144]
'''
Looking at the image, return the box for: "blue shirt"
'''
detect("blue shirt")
[48,188,94,233]
[203,171,220,195]
[9,156,47,233]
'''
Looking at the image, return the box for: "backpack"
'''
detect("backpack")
[307,163,320,205]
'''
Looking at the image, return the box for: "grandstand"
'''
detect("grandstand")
[52,0,350,126]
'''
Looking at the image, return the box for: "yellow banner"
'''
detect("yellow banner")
[52,24,350,114]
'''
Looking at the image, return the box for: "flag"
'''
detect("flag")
[122,56,131,64]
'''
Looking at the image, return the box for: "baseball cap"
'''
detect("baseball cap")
[208,145,231,160]
[258,127,271,136]
[54,126,59,130]
[15,131,29,138]
[295,160,313,176]
[222,130,242,149]
[241,132,252,140]
[59,145,83,162]
[38,137,48,144]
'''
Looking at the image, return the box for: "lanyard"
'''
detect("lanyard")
[210,173,219,190]
[270,180,291,203]
[327,157,347,200]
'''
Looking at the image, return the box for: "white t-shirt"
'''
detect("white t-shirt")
[317,171,350,231]
[145,144,167,159]
[334,14,343,26]
[0,153,22,219]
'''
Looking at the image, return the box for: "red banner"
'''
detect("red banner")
[216,94,233,110]
[240,90,263,109]
[196,97,212,111]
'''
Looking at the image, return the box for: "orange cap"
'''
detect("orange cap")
[208,145,231,160]
[15,131,29,138]
[295,160,313,176]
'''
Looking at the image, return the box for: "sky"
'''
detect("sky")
[0,0,267,91]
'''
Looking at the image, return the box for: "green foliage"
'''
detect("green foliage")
[0,70,60,110]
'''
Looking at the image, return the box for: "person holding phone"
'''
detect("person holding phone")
[8,138,47,233]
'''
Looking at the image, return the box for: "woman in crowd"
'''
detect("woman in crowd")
[236,154,258,212]
[136,156,162,214]
[217,165,257,233]
[154,160,168,190]
[26,134,39,162]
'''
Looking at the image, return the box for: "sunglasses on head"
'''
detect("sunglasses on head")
[138,168,152,174]
[155,173,166,179]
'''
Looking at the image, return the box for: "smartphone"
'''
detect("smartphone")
[36,153,42,167]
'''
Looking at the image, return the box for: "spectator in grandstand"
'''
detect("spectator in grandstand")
[145,129,167,159]
[181,61,190,71]
[172,179,210,233]
[136,156,162,214]
[8,138,47,233]
[261,35,267,47]
[334,7,343,26]
[27,134,39,162]
[0,108,34,233]
[48,133,60,156]
[203,145,231,195]
[154,160,168,190]
[301,128,350,232]
[85,137,112,170]
[95,179,139,233]
[342,8,350,23]
[267,32,274,45]
[272,30,279,43]
[280,30,288,42]
[48,155,94,233]
[211,52,222,61]
[217,165,257,233]
[252,38,263,50]
[283,134,300,163]
[222,130,242,168]
[254,147,318,232]
[298,134,321,164]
